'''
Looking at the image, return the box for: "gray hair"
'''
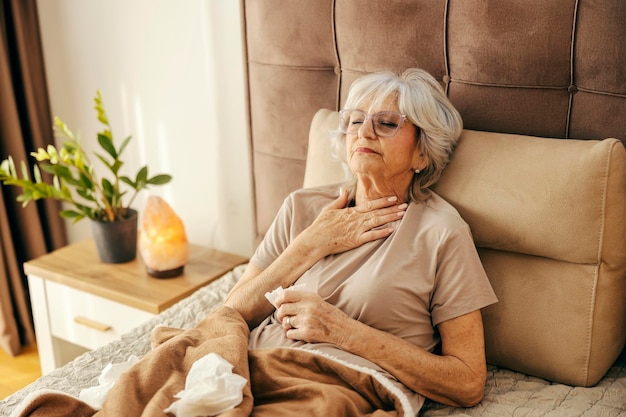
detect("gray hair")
[331,68,463,203]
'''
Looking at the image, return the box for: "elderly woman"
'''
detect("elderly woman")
[224,68,497,412]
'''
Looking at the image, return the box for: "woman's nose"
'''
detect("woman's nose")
[358,117,376,139]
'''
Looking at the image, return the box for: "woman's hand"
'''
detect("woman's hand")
[301,189,407,257]
[274,290,353,346]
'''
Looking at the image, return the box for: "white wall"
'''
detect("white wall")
[36,0,254,257]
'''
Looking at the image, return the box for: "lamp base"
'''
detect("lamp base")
[146,265,185,279]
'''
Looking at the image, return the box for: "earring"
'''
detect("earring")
[414,168,421,174]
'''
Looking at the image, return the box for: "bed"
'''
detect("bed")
[1,263,624,417]
[2,0,626,416]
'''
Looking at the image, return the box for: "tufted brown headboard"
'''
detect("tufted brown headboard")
[240,0,626,245]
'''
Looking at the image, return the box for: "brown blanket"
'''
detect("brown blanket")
[12,306,411,416]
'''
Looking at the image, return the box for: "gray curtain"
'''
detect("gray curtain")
[0,0,67,356]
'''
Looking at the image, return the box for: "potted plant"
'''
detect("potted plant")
[0,91,172,263]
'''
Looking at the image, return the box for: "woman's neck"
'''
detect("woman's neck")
[354,178,408,205]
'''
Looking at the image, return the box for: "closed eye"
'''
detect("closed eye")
[378,121,399,128]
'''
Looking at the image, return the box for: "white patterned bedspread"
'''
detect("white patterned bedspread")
[1,264,624,417]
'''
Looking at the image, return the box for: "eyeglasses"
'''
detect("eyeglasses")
[339,109,407,138]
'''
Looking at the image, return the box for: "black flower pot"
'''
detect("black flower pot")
[90,209,138,263]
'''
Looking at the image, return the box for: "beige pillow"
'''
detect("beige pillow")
[434,130,626,386]
[303,109,347,188]
[306,108,626,386]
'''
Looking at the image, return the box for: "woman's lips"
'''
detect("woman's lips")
[354,147,378,154]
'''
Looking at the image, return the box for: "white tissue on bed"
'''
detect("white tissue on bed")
[164,352,248,417]
[264,283,312,308]
[78,354,140,410]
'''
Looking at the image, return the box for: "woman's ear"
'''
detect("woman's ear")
[412,151,428,172]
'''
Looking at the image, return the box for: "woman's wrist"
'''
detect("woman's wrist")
[292,227,330,261]
[332,315,366,352]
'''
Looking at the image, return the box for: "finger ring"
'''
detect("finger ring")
[285,316,292,328]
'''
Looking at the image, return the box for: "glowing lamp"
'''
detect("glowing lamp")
[139,196,189,278]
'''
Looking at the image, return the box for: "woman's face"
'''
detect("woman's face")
[345,97,425,189]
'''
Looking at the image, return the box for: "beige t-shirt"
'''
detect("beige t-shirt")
[248,184,498,413]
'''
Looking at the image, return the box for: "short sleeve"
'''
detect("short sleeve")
[430,224,498,326]
[249,195,295,270]
[249,186,340,271]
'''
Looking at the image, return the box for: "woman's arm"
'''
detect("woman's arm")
[223,191,408,327]
[349,311,488,407]
[275,291,488,407]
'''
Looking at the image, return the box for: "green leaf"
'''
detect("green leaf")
[94,90,110,127]
[0,159,10,176]
[111,160,123,175]
[95,153,115,173]
[131,167,148,191]
[147,174,172,185]
[119,176,134,188]
[98,133,117,158]
[20,161,30,181]
[59,184,72,200]
[73,149,86,170]
[53,117,75,141]
[41,164,79,186]
[76,188,96,202]
[101,129,113,141]
[60,210,82,219]
[118,136,132,156]
[33,165,42,183]
[60,210,86,223]
[17,194,33,206]
[8,156,17,178]
[102,178,114,200]
[78,172,94,190]
[136,166,148,183]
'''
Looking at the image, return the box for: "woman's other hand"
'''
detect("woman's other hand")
[275,290,354,346]
[302,189,407,256]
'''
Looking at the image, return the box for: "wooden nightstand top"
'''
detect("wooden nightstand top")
[24,240,248,314]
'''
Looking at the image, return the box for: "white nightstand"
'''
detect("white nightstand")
[24,239,247,375]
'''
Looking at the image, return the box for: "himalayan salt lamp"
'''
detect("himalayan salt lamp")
[139,196,189,278]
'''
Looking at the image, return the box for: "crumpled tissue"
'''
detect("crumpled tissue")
[79,354,140,410]
[264,283,312,308]
[164,352,248,417]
